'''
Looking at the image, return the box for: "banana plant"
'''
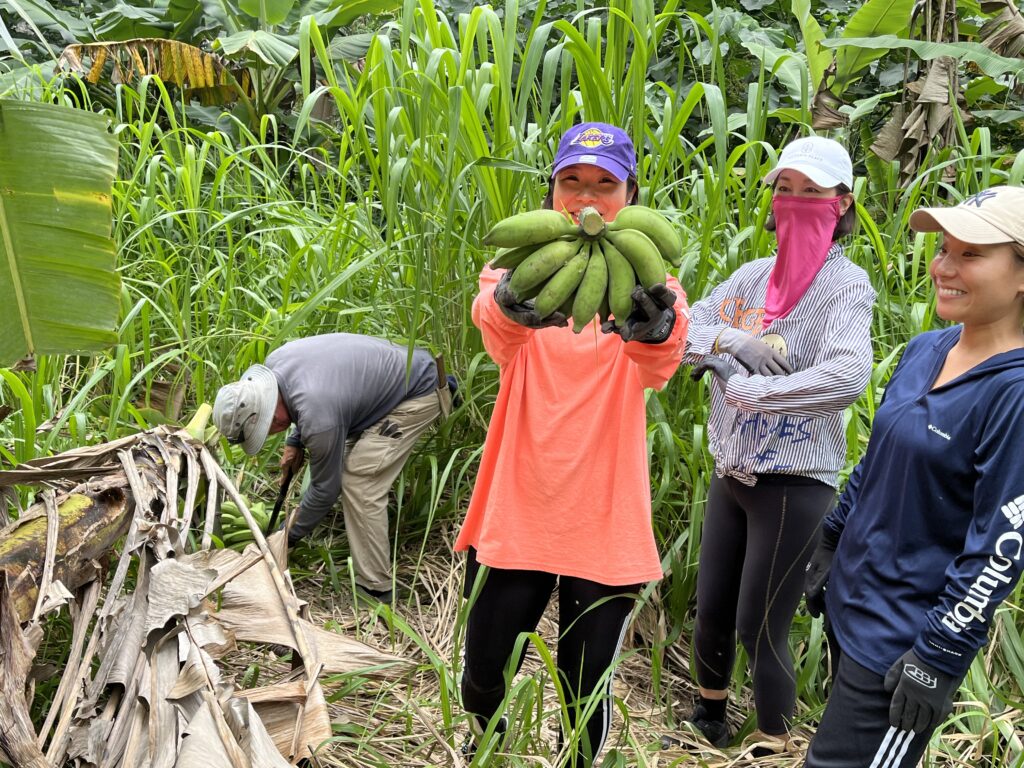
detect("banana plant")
[0,99,120,367]
[1,0,397,130]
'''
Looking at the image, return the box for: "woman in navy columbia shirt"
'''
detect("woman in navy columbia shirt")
[803,185,1024,768]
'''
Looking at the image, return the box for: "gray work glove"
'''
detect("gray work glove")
[493,270,569,329]
[690,355,733,390]
[602,284,677,343]
[715,327,793,376]
[884,650,960,734]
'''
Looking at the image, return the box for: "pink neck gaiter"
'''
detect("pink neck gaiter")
[763,195,842,329]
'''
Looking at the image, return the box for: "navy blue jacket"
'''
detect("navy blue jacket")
[825,326,1024,677]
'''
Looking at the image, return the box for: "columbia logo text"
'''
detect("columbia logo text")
[927,424,951,440]
[1002,495,1024,529]
[941,532,1023,633]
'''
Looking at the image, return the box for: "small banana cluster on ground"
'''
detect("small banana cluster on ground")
[484,206,682,332]
[218,499,268,549]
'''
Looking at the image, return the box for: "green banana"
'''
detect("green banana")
[601,239,636,322]
[508,238,583,299]
[598,294,611,325]
[533,245,590,318]
[572,241,608,333]
[490,243,537,270]
[606,229,664,289]
[483,210,577,248]
[609,206,683,266]
[557,293,576,318]
[517,281,545,302]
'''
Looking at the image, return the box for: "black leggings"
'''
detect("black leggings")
[693,474,835,734]
[461,548,640,766]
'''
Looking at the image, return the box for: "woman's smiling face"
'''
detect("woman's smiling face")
[551,163,629,223]
[930,233,1024,327]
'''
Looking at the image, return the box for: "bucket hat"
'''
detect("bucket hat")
[213,364,279,455]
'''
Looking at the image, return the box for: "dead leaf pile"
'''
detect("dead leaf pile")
[0,423,407,767]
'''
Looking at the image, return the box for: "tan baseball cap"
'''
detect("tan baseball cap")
[910,186,1024,246]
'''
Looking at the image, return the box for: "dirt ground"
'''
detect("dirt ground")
[258,525,811,768]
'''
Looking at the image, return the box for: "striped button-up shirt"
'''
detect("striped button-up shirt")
[683,244,876,488]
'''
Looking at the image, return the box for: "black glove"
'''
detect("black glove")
[446,374,462,408]
[690,355,733,390]
[603,284,676,343]
[804,530,838,618]
[715,327,793,376]
[883,650,960,734]
[493,270,568,329]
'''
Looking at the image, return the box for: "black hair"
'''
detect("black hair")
[764,183,857,240]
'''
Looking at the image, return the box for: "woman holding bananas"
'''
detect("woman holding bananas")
[454,122,689,764]
[682,136,876,757]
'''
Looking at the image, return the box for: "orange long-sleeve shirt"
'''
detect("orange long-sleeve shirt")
[454,267,689,586]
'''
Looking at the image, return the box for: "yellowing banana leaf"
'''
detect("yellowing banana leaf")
[0,99,119,368]
[58,39,241,105]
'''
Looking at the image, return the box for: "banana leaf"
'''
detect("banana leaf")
[337,0,402,26]
[59,39,236,94]
[832,0,916,93]
[0,100,119,367]
[791,0,829,92]
[825,35,1024,80]
[239,0,296,26]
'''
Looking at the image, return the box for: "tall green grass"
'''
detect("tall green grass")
[2,0,1023,764]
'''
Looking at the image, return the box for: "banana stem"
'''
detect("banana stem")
[578,206,606,239]
[183,403,213,442]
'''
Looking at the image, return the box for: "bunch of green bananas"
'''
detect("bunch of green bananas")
[218,499,268,549]
[483,206,682,333]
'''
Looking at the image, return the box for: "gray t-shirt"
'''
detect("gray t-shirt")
[266,333,437,530]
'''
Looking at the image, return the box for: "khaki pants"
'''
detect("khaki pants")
[340,387,449,591]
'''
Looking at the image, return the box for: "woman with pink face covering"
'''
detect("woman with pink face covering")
[680,136,876,756]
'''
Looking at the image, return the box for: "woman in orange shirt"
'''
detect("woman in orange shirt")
[454,122,689,765]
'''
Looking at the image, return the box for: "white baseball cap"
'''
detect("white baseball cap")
[909,186,1024,246]
[213,364,279,455]
[763,136,854,190]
